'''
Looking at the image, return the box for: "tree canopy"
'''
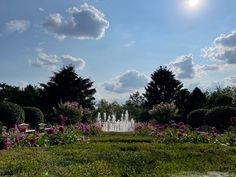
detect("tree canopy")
[40,65,96,111]
[144,66,183,109]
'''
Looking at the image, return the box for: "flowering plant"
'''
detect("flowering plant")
[149,102,178,124]
[54,101,83,124]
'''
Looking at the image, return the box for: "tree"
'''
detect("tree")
[186,87,206,113]
[206,91,232,108]
[40,65,96,111]
[175,89,190,117]
[144,66,183,109]
[222,86,236,106]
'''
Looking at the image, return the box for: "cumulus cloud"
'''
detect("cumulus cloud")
[42,3,109,40]
[199,64,220,71]
[30,49,86,70]
[61,55,86,70]
[103,70,149,93]
[225,76,236,84]
[170,54,195,79]
[6,20,30,33]
[201,30,236,64]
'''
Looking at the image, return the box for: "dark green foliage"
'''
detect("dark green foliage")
[175,89,190,116]
[186,87,207,114]
[23,107,44,128]
[123,92,146,121]
[0,83,41,108]
[205,106,236,131]
[40,65,96,111]
[187,109,208,128]
[206,91,233,108]
[144,66,183,109]
[0,101,25,128]
[222,86,236,106]
[95,100,123,120]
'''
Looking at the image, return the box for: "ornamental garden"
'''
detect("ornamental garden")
[0,65,236,176]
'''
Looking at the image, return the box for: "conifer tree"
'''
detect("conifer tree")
[144,66,183,109]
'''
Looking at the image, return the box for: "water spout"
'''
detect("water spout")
[96,111,135,132]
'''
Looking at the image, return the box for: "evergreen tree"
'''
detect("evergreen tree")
[186,87,206,113]
[144,66,183,109]
[40,65,96,111]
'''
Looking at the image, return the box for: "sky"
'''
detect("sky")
[0,0,236,103]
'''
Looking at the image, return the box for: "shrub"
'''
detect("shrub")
[0,101,25,128]
[205,106,236,131]
[149,102,178,124]
[54,101,83,124]
[187,109,208,129]
[23,107,44,128]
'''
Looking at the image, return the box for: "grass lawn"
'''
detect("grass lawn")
[0,133,236,177]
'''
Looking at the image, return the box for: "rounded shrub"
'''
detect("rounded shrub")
[0,101,25,128]
[187,109,208,129]
[23,107,44,128]
[205,106,236,131]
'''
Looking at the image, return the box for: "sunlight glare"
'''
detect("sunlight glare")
[188,0,200,8]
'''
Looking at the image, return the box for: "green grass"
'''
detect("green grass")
[0,133,236,176]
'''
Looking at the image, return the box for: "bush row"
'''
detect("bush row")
[0,101,44,128]
[187,106,236,131]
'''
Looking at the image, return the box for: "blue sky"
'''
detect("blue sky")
[0,0,236,102]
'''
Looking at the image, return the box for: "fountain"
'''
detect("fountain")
[96,111,135,132]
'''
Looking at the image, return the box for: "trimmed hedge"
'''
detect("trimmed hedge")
[205,106,236,131]
[23,107,44,128]
[187,109,208,129]
[0,101,25,128]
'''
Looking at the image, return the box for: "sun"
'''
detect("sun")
[188,0,200,7]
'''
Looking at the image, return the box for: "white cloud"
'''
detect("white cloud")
[199,64,220,71]
[30,49,86,70]
[17,80,28,88]
[170,54,195,79]
[225,76,236,85]
[123,41,136,47]
[6,20,30,33]
[61,55,86,70]
[103,70,149,93]
[201,30,236,64]
[42,3,109,40]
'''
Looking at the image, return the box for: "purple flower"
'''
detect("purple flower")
[59,126,65,133]
[59,115,68,125]
[30,138,36,145]
[230,117,236,124]
[211,127,217,136]
[15,136,21,143]
[46,128,55,135]
[18,127,26,133]
[4,136,11,150]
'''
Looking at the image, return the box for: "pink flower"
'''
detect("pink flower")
[30,138,36,145]
[46,128,55,135]
[15,137,20,143]
[211,127,217,136]
[158,132,164,138]
[59,115,68,125]
[59,126,65,133]
[18,127,26,133]
[4,136,11,150]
